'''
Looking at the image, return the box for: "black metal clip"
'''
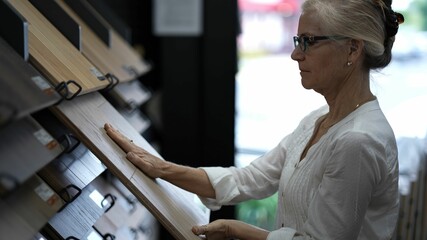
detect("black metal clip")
[101,193,117,213]
[101,73,119,92]
[65,236,79,240]
[54,80,82,105]
[58,184,82,212]
[56,133,81,159]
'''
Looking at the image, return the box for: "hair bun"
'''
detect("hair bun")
[385,11,404,38]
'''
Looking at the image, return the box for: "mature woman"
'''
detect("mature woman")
[105,0,404,239]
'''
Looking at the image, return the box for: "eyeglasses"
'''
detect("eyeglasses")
[293,35,348,52]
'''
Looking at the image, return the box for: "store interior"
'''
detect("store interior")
[0,0,426,239]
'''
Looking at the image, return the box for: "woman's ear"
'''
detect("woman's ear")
[348,39,364,61]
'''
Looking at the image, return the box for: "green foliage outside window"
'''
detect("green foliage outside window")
[401,0,427,30]
[237,193,278,231]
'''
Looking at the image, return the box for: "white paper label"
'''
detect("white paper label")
[153,0,203,36]
[34,182,54,202]
[31,76,51,90]
[90,67,105,79]
[33,129,54,146]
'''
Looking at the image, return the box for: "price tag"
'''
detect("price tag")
[31,76,55,95]
[33,128,57,150]
[34,182,59,206]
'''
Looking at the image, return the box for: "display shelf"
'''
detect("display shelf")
[52,92,210,240]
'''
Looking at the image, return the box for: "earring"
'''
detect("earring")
[347,61,353,66]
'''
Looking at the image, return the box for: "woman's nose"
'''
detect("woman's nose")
[291,47,304,61]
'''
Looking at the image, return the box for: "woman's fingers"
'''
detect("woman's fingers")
[104,123,164,178]
[104,123,135,153]
[192,224,209,235]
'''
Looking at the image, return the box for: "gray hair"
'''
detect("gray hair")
[301,0,403,70]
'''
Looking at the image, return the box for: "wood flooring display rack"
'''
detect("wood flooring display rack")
[0,0,209,239]
[392,138,427,240]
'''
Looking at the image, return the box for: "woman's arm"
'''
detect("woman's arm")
[104,123,216,198]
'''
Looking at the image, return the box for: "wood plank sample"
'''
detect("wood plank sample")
[110,30,151,77]
[28,0,81,50]
[108,173,160,239]
[0,116,62,195]
[63,0,110,46]
[47,182,106,239]
[6,0,109,96]
[34,108,106,193]
[35,0,136,83]
[2,175,64,235]
[52,92,210,240]
[63,0,151,77]
[38,142,106,194]
[87,0,132,43]
[92,175,138,237]
[0,37,60,124]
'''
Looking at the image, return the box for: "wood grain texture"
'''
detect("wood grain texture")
[0,37,60,122]
[29,0,81,50]
[38,142,106,193]
[7,0,109,95]
[0,117,62,194]
[92,175,135,236]
[110,29,151,77]
[52,92,210,240]
[54,0,136,82]
[62,0,151,77]
[87,0,132,43]
[108,174,159,239]
[47,182,105,239]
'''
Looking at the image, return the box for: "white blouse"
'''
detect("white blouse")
[200,100,399,240]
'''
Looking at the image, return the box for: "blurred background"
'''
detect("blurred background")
[235,0,427,231]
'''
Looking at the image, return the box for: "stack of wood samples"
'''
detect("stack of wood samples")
[0,37,61,126]
[30,0,135,83]
[0,38,60,124]
[0,0,210,239]
[0,1,60,125]
[62,0,150,77]
[6,0,109,97]
[52,92,210,240]
[392,145,427,240]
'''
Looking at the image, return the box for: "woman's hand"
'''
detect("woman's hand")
[104,123,216,198]
[192,220,269,240]
[104,123,168,178]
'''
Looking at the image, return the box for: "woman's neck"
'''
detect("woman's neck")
[323,72,374,127]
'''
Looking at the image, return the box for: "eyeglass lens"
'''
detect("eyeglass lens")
[293,36,306,52]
